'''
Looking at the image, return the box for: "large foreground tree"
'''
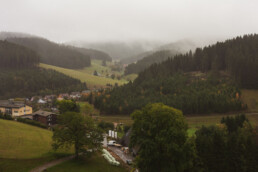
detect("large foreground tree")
[52,112,103,159]
[130,103,196,172]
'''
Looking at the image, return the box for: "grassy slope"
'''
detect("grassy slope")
[47,154,127,172]
[0,119,73,172]
[0,119,54,159]
[40,60,128,88]
[241,89,258,112]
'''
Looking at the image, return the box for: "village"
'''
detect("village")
[0,89,135,170]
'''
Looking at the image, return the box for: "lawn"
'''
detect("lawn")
[47,153,127,172]
[40,60,128,88]
[0,119,73,172]
[241,89,258,112]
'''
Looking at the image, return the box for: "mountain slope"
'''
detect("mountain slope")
[0,41,86,99]
[93,34,258,115]
[5,37,91,69]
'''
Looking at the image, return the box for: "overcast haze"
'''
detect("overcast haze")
[1,0,258,43]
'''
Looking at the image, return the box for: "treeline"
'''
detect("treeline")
[0,68,87,99]
[70,46,112,61]
[93,74,244,115]
[124,50,176,75]
[6,37,91,69]
[0,40,39,68]
[137,34,258,89]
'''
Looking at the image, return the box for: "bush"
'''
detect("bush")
[0,113,13,120]
[98,121,114,131]
[16,118,47,129]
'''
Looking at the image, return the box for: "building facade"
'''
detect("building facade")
[0,100,32,117]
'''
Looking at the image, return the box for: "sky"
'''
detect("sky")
[1,0,258,43]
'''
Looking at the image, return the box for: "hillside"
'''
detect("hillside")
[69,41,162,60]
[69,46,112,61]
[124,50,176,75]
[40,61,128,88]
[0,41,87,99]
[0,119,61,159]
[6,37,91,69]
[93,35,258,115]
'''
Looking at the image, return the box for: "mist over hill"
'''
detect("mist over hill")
[68,40,163,60]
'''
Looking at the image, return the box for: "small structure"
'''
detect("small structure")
[0,100,32,117]
[32,110,58,126]
[38,99,47,104]
[70,92,81,99]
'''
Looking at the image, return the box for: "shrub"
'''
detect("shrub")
[16,118,47,129]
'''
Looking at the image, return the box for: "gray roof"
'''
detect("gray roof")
[0,100,25,108]
[32,110,56,117]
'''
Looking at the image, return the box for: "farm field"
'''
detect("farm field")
[40,60,130,88]
[47,154,127,172]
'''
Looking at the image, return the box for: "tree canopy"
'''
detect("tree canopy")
[52,112,103,158]
[130,103,196,172]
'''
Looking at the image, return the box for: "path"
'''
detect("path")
[30,155,75,172]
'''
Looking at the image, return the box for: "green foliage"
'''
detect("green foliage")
[0,68,87,99]
[195,115,258,172]
[0,112,13,120]
[97,121,114,132]
[221,114,249,133]
[136,34,258,89]
[130,103,196,172]
[52,112,103,158]
[123,125,130,134]
[94,74,243,115]
[125,50,175,75]
[0,40,39,69]
[7,37,91,69]
[57,100,80,114]
[16,117,47,129]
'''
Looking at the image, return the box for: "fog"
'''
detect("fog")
[1,0,258,43]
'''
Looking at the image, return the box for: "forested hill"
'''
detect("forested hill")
[0,40,39,68]
[136,34,258,89]
[0,41,86,99]
[92,34,258,115]
[6,37,91,69]
[68,46,112,61]
[124,50,177,75]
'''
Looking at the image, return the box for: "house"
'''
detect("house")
[82,90,91,96]
[0,100,32,117]
[70,92,81,99]
[44,95,56,102]
[57,93,70,101]
[38,99,47,104]
[32,110,58,126]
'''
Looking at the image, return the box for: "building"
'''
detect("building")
[70,92,81,99]
[32,110,58,126]
[0,100,32,117]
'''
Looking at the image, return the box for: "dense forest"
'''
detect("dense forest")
[137,34,258,89]
[93,74,243,115]
[6,37,91,69]
[124,50,176,75]
[92,35,258,115]
[0,41,87,99]
[0,40,39,68]
[69,46,112,61]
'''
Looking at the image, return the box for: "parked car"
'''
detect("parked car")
[107,140,116,146]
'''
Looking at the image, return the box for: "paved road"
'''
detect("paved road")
[30,155,75,172]
[108,146,133,163]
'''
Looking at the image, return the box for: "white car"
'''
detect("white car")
[107,140,116,146]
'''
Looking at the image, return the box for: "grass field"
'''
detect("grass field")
[241,89,258,112]
[47,153,127,172]
[95,113,258,137]
[0,119,74,172]
[40,60,129,88]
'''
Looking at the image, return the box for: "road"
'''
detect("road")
[108,146,133,163]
